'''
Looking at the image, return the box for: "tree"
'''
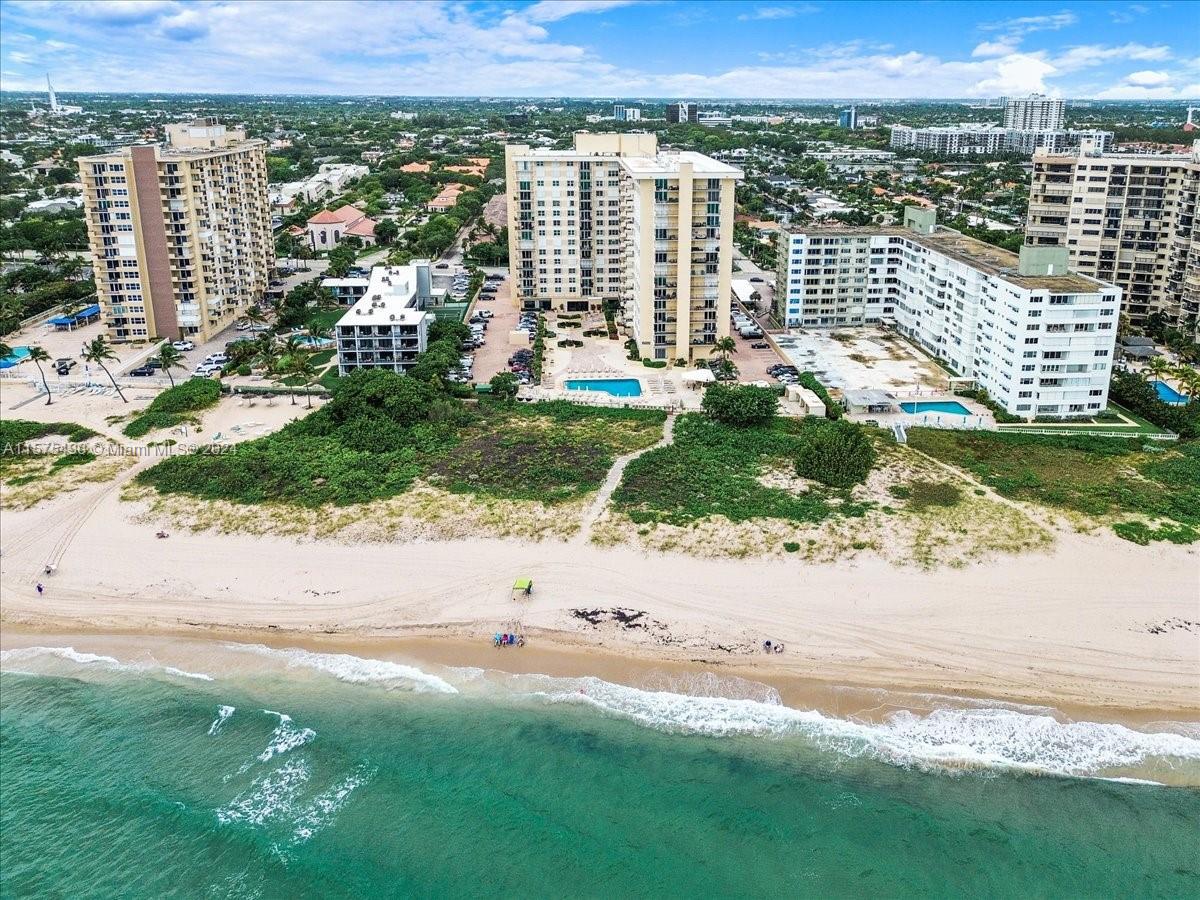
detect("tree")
[288,352,319,408]
[327,245,357,277]
[244,304,267,328]
[27,345,52,404]
[701,384,778,427]
[156,343,184,387]
[794,420,876,488]
[374,218,400,245]
[1174,364,1200,399]
[253,334,281,376]
[710,335,738,368]
[489,371,519,401]
[1144,356,1171,383]
[81,335,127,403]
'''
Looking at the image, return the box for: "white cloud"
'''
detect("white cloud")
[737,4,819,20]
[1125,69,1170,86]
[522,0,638,23]
[971,40,1017,59]
[980,11,1078,36]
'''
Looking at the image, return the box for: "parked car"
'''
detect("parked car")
[749,276,763,282]
[750,341,770,349]
[476,310,494,319]
[204,354,229,366]
[172,340,195,351]
[129,364,156,376]
[485,273,504,281]
[435,262,449,269]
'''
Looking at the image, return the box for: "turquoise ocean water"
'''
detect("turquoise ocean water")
[2,643,1199,898]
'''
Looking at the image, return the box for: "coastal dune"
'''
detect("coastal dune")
[2,476,1197,718]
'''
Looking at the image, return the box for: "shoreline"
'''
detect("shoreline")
[3,622,1196,732]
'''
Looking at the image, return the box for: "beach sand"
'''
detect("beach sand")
[2,460,1198,720]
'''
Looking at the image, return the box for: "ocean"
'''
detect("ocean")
[2,642,1198,898]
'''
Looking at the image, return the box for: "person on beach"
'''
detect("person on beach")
[36,582,43,595]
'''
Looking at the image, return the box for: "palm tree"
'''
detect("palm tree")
[290,354,319,409]
[0,340,11,360]
[1144,355,1171,384]
[27,345,53,405]
[253,334,281,376]
[1173,364,1200,400]
[710,336,738,367]
[81,335,127,403]
[156,343,184,387]
[244,304,267,329]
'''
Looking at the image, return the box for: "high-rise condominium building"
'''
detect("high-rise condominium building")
[839,107,858,130]
[1004,94,1065,131]
[612,104,641,122]
[77,118,273,343]
[775,208,1121,419]
[505,132,742,361]
[666,102,698,124]
[1026,139,1200,341]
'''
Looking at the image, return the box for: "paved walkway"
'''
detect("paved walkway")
[573,412,676,544]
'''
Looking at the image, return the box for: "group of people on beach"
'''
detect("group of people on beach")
[494,633,525,648]
[763,640,785,654]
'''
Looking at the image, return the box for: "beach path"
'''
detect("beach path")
[574,413,675,544]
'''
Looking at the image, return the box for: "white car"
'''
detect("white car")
[192,363,221,377]
[172,340,195,351]
[204,354,229,366]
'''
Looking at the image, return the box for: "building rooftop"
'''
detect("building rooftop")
[619,151,743,178]
[786,223,1107,293]
[336,265,428,327]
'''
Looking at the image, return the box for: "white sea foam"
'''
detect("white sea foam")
[0,646,214,682]
[256,710,316,763]
[225,643,458,694]
[518,674,1200,779]
[217,757,312,827]
[208,705,236,736]
[289,765,375,845]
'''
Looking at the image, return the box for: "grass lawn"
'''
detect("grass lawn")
[308,308,344,331]
[907,428,1199,543]
[996,401,1173,437]
[612,414,874,527]
[308,348,336,368]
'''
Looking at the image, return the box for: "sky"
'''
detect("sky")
[1,0,1197,100]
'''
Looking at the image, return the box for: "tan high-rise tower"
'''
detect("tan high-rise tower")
[78,118,274,343]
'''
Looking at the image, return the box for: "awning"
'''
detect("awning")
[513,578,532,590]
[681,369,715,384]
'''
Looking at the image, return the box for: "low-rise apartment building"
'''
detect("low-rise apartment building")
[335,263,433,375]
[504,132,742,361]
[889,124,1111,156]
[776,208,1121,419]
[1026,139,1200,342]
[77,117,273,343]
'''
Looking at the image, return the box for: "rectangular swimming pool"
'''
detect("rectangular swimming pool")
[1152,381,1187,405]
[565,378,643,397]
[900,400,972,415]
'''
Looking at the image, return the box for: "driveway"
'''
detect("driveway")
[466,276,523,384]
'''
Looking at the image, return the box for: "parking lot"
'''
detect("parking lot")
[462,275,529,386]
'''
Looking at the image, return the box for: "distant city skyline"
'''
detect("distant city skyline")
[1,1,1197,100]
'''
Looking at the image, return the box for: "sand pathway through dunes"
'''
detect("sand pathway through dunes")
[574,413,675,543]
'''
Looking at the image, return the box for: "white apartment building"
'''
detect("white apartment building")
[776,208,1121,419]
[335,264,433,375]
[889,125,1007,155]
[1026,139,1200,342]
[890,124,1111,157]
[505,133,742,361]
[269,163,368,209]
[1004,94,1065,132]
[613,105,642,122]
[77,118,273,343]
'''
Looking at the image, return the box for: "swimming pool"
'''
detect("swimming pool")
[565,378,643,397]
[900,400,972,415]
[294,336,335,349]
[0,346,30,369]
[1152,380,1187,405]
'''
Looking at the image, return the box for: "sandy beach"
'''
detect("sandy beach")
[2,458,1197,720]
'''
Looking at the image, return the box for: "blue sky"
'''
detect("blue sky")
[1,1,1197,99]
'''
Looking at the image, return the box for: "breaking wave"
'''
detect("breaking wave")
[0,646,214,682]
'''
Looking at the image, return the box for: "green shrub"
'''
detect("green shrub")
[50,451,96,471]
[906,480,963,510]
[701,384,779,427]
[794,420,877,488]
[236,364,252,376]
[782,541,800,553]
[0,420,97,446]
[954,387,1022,424]
[797,373,841,419]
[123,379,222,438]
[642,358,667,369]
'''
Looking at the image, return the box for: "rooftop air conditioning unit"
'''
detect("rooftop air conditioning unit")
[355,308,363,315]
[389,314,395,321]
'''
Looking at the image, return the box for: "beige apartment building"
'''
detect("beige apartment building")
[78,118,274,343]
[505,133,742,361]
[1026,139,1200,342]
